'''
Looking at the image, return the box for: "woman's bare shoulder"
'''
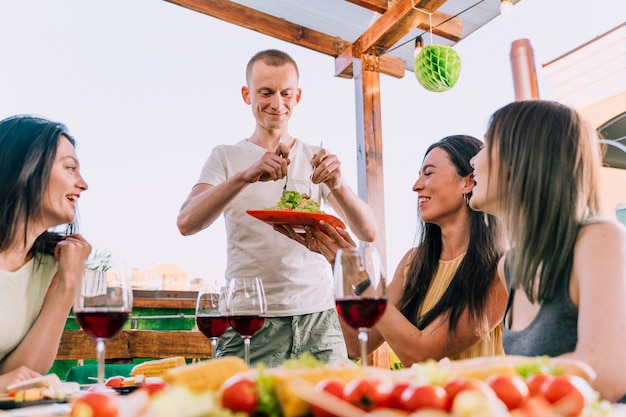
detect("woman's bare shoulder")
[578,218,626,243]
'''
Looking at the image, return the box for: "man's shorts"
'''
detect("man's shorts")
[216,308,348,367]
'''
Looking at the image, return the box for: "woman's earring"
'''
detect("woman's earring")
[463,193,470,207]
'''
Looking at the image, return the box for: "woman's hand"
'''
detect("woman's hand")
[0,366,41,393]
[274,220,357,265]
[53,234,91,292]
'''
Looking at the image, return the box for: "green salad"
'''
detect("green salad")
[268,190,322,213]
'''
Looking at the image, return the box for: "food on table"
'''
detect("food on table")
[66,355,613,417]
[6,373,62,393]
[7,373,79,403]
[130,356,187,378]
[267,190,322,213]
[269,365,367,417]
[162,356,249,392]
[70,391,118,417]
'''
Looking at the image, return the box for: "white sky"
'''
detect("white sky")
[1,0,625,284]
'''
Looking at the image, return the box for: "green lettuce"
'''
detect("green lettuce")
[268,190,322,213]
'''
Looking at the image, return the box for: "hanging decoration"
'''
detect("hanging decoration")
[414,44,462,92]
[410,3,462,92]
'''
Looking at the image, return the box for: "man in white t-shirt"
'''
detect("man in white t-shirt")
[177,49,377,366]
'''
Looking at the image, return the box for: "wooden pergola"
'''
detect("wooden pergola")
[164,0,508,267]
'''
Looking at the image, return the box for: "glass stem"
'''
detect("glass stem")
[96,338,106,385]
[358,329,368,367]
[211,337,218,359]
[243,337,251,366]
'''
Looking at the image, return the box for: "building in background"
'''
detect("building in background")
[543,22,626,221]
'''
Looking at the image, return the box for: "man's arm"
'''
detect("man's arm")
[177,173,249,236]
[327,184,376,242]
[177,145,291,236]
[311,149,377,242]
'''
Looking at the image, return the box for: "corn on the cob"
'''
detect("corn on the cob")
[162,356,249,392]
[131,356,187,377]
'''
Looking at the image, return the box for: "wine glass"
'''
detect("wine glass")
[334,246,387,367]
[73,266,132,387]
[226,277,267,366]
[195,286,229,359]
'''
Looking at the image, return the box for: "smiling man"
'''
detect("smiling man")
[176,49,376,366]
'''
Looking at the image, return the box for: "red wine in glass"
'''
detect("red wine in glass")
[197,315,230,339]
[74,267,132,387]
[334,246,387,367]
[226,277,267,365]
[228,315,265,338]
[335,297,387,329]
[75,310,130,339]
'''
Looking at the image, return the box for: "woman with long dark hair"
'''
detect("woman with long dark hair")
[285,135,507,364]
[0,115,91,390]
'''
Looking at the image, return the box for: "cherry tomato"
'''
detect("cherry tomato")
[379,382,410,410]
[343,377,387,411]
[486,374,529,410]
[400,384,448,412]
[220,376,258,414]
[138,381,168,396]
[526,373,555,397]
[104,376,125,388]
[443,377,485,410]
[311,379,345,417]
[541,375,588,417]
[70,392,118,417]
[517,394,553,417]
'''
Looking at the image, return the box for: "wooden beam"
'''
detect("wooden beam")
[344,0,388,14]
[335,46,405,79]
[166,0,349,56]
[166,0,406,78]
[360,0,463,53]
[351,49,387,273]
[412,0,447,12]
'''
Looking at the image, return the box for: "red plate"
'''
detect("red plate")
[246,210,346,231]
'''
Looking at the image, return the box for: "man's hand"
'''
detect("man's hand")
[310,149,342,191]
[245,142,290,184]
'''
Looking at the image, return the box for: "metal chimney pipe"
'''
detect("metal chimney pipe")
[510,39,540,101]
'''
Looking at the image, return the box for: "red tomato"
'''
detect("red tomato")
[70,392,118,417]
[104,376,125,388]
[541,375,587,417]
[400,384,448,412]
[379,382,410,410]
[486,374,529,410]
[343,377,387,411]
[220,376,258,414]
[138,381,168,396]
[517,394,553,417]
[526,373,555,397]
[443,377,485,410]
[311,379,345,417]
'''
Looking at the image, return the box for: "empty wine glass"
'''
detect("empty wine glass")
[73,265,132,387]
[196,286,229,359]
[334,246,387,367]
[226,277,267,366]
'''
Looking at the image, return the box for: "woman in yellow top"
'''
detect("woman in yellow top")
[279,135,508,366]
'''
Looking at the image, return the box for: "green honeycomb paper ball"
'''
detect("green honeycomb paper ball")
[414,44,462,92]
